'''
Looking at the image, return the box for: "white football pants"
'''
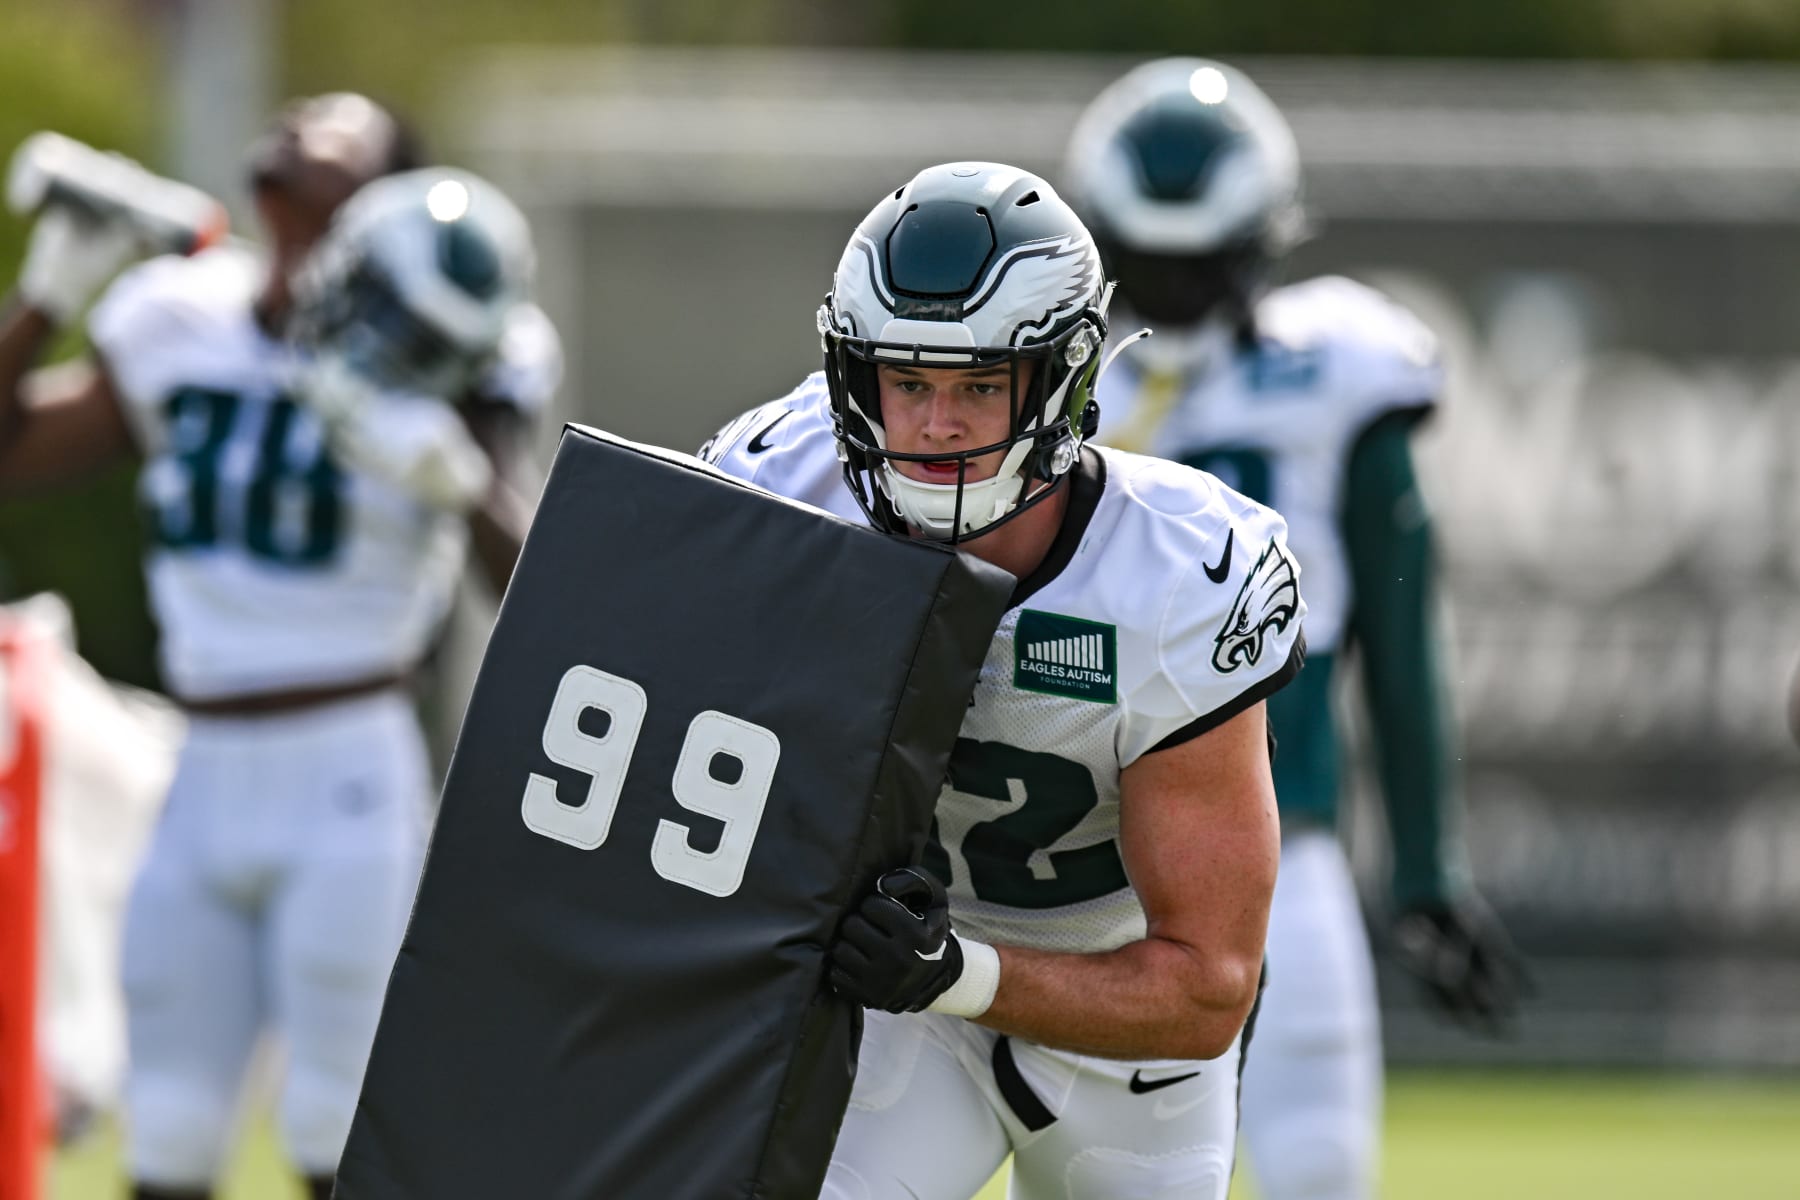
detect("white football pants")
[1238,830,1383,1200]
[821,1007,1240,1200]
[121,691,430,1187]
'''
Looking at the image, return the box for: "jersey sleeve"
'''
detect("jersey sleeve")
[699,375,822,484]
[697,400,788,484]
[85,255,203,451]
[698,375,866,520]
[471,302,563,415]
[1270,275,1444,436]
[1117,486,1307,766]
[1326,276,1444,429]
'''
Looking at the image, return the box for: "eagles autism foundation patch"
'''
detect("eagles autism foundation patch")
[1013,609,1117,704]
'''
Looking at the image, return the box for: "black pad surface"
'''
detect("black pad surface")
[336,426,1013,1199]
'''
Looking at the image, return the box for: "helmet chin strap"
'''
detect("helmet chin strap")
[879,435,1038,540]
[869,350,1098,541]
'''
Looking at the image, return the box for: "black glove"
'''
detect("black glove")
[829,868,966,1014]
[1390,896,1531,1034]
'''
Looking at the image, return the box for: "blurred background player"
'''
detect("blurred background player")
[0,93,560,1199]
[1065,58,1528,1200]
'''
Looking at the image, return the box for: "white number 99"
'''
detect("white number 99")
[520,666,781,898]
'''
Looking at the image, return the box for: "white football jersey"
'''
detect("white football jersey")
[88,243,560,700]
[1096,276,1439,653]
[706,375,1304,954]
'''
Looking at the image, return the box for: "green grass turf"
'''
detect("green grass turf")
[50,1070,1800,1199]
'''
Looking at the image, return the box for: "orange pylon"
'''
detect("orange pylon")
[0,621,47,1200]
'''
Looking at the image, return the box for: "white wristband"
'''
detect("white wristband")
[927,936,1000,1019]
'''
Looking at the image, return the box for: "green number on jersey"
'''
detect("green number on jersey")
[150,387,344,565]
[154,386,238,548]
[924,738,1128,909]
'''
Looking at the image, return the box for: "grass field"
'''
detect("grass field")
[50,1070,1800,1199]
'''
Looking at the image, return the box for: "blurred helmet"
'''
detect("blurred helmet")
[292,167,534,397]
[1064,58,1304,330]
[821,161,1109,543]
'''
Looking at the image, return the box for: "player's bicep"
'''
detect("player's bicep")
[1343,411,1431,628]
[1119,701,1278,975]
[1342,410,1442,712]
[0,357,137,493]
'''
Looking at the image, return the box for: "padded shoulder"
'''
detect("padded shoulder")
[1090,449,1306,763]
[1258,275,1443,424]
[85,244,262,430]
[700,374,852,516]
[88,245,259,364]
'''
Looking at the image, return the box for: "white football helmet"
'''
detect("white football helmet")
[292,167,535,397]
[1064,58,1304,331]
[821,161,1110,543]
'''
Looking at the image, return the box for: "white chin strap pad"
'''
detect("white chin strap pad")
[880,460,1020,539]
[862,362,1081,540]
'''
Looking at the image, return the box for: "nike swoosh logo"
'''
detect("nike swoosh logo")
[1202,527,1234,584]
[747,410,793,454]
[1128,1068,1201,1095]
[915,941,946,962]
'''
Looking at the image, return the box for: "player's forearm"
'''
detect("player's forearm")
[0,300,57,451]
[1355,506,1453,895]
[467,476,530,593]
[460,402,534,593]
[1343,412,1464,905]
[976,935,1260,1061]
[1359,568,1461,905]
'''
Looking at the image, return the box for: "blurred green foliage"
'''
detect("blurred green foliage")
[0,0,162,687]
[283,0,1800,121]
[278,0,886,128]
[889,0,1800,60]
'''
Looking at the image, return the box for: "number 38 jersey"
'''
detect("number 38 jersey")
[705,375,1305,955]
[87,244,561,701]
[1097,276,1440,654]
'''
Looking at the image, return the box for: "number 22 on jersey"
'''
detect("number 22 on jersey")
[521,665,781,899]
[925,739,1129,909]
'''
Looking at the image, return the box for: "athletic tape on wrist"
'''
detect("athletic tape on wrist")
[928,936,999,1019]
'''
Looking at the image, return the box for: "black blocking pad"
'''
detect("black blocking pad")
[335,426,1014,1200]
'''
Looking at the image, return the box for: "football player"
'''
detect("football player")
[0,95,560,1200]
[703,161,1303,1199]
[1064,58,1528,1200]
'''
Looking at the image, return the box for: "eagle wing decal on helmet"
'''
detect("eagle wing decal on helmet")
[832,232,896,338]
[963,235,1103,345]
[1212,537,1300,674]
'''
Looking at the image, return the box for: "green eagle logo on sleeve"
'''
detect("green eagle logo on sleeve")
[1212,538,1301,674]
